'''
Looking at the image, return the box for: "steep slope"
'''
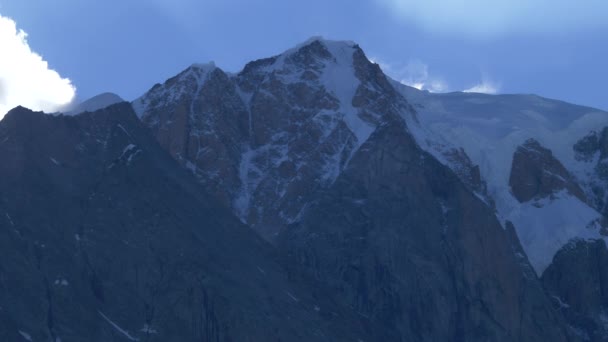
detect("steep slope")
[542,239,608,341]
[0,104,384,341]
[394,85,608,275]
[573,127,608,221]
[279,116,570,341]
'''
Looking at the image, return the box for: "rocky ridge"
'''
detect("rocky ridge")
[0,104,384,341]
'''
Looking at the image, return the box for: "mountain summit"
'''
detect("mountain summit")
[134,37,410,239]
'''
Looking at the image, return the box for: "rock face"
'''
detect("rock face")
[279,117,570,341]
[0,104,383,342]
[510,138,587,204]
[542,239,608,341]
[574,128,608,219]
[134,39,409,240]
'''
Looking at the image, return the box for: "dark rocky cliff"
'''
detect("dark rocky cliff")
[0,104,384,341]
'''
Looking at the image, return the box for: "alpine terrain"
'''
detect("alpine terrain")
[1,37,607,341]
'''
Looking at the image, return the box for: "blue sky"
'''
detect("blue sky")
[0,0,607,114]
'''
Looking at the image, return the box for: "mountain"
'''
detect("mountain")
[0,104,385,341]
[133,37,608,340]
[67,92,124,115]
[132,39,390,240]
[3,36,607,341]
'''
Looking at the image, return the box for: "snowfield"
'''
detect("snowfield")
[394,82,608,274]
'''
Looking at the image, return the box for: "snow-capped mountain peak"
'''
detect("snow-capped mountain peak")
[132,37,608,281]
[133,37,410,238]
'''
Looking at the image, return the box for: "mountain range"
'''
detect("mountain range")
[1,37,607,341]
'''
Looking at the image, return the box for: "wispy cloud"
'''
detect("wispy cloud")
[464,82,499,94]
[464,76,501,94]
[372,58,448,92]
[372,57,501,94]
[377,0,608,37]
[0,14,76,117]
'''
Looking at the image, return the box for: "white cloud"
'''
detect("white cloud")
[463,82,499,94]
[0,14,76,118]
[463,75,501,94]
[372,58,448,93]
[371,56,501,95]
[378,0,608,37]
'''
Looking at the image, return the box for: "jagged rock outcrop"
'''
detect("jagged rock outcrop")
[542,239,608,341]
[0,104,385,341]
[574,128,608,220]
[510,138,587,204]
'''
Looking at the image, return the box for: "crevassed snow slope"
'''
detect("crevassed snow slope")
[394,83,608,275]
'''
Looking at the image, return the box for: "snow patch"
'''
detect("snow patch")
[18,331,32,341]
[506,191,601,275]
[6,213,14,226]
[99,311,139,341]
[552,295,571,309]
[320,40,375,158]
[116,124,132,139]
[140,324,158,335]
[54,279,69,286]
[286,291,299,302]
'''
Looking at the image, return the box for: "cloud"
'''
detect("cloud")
[378,0,608,37]
[463,81,500,94]
[372,57,501,95]
[0,14,76,118]
[372,58,448,92]
[463,74,501,94]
